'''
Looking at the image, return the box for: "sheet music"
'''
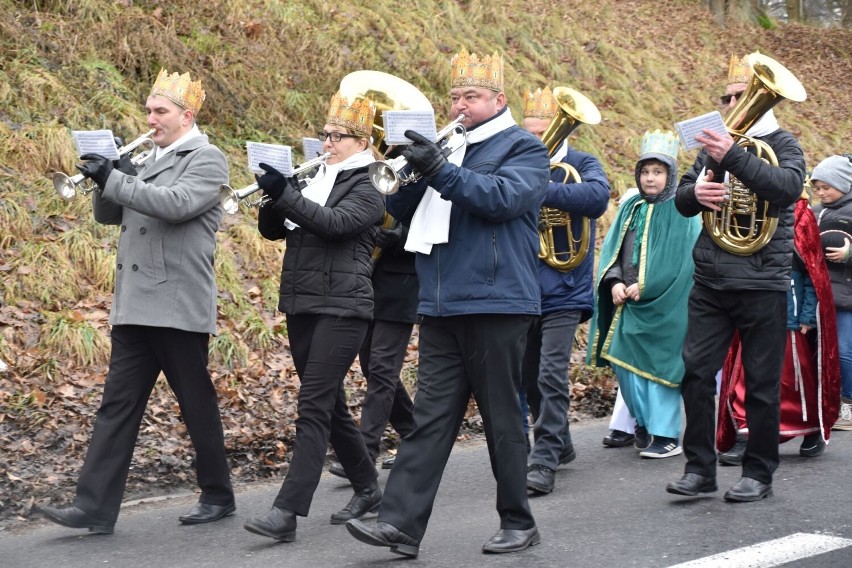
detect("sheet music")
[674,111,728,151]
[302,137,325,160]
[246,142,293,175]
[383,110,437,145]
[72,130,120,160]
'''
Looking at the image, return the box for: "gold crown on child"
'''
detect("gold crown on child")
[727,54,753,85]
[149,68,206,114]
[451,48,504,92]
[326,92,375,139]
[640,130,679,160]
[523,87,558,119]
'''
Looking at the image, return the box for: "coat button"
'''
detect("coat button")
[139,227,147,234]
[126,176,135,183]
[121,225,126,232]
[117,263,122,270]
[131,264,138,271]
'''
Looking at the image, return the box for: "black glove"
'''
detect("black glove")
[401,130,448,180]
[76,154,114,189]
[113,154,138,176]
[255,162,296,203]
[375,224,405,250]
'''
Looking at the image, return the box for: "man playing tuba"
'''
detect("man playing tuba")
[520,86,610,495]
[668,54,806,502]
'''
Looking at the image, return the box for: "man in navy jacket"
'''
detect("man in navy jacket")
[346,48,549,558]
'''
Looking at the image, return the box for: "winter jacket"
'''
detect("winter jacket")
[93,135,226,335]
[257,167,385,320]
[788,258,817,329]
[675,128,805,291]
[813,191,852,310]
[539,147,610,320]
[387,109,549,316]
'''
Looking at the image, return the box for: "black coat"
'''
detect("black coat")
[258,167,385,319]
[372,227,419,324]
[675,128,806,292]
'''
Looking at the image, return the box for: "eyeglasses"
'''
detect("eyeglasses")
[317,131,360,142]
[719,92,744,106]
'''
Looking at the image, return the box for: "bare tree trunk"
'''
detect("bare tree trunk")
[786,0,802,22]
[707,0,727,25]
[842,0,852,28]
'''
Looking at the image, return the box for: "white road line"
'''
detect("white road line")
[667,532,852,568]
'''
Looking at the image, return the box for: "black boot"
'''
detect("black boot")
[330,481,382,525]
[718,433,747,466]
[244,506,297,541]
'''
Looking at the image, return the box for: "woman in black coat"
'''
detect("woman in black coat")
[243,92,385,542]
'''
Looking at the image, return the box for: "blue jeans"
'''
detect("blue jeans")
[837,309,852,399]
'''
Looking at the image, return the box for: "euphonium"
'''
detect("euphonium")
[368,115,467,195]
[219,152,331,215]
[701,52,807,255]
[51,129,156,200]
[537,87,601,272]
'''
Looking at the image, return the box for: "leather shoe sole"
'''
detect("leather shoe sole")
[482,527,541,554]
[179,503,236,525]
[666,473,718,496]
[346,519,420,558]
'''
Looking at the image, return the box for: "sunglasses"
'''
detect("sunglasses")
[719,92,745,106]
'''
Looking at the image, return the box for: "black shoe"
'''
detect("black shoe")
[634,426,651,451]
[603,429,635,447]
[666,473,718,496]
[718,434,747,466]
[330,482,382,525]
[38,505,114,534]
[178,502,236,524]
[346,519,420,558]
[558,444,577,465]
[381,456,395,469]
[724,477,773,502]
[526,464,555,494]
[639,436,683,459]
[243,506,297,542]
[329,461,348,479]
[482,527,541,554]
[799,433,826,457]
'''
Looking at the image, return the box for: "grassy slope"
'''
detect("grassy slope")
[0,0,849,524]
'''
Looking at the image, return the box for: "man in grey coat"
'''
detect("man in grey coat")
[39,69,235,533]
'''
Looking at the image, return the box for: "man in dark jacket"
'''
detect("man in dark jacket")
[346,48,549,558]
[667,54,806,502]
[520,87,610,494]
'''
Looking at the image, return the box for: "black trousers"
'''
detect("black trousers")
[274,314,377,516]
[357,319,416,462]
[74,325,233,522]
[379,314,536,541]
[681,284,786,484]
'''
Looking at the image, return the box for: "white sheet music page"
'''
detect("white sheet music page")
[674,111,728,151]
[302,137,325,161]
[72,130,120,160]
[246,142,293,175]
[383,110,437,145]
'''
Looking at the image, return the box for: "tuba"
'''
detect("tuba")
[701,52,806,255]
[51,129,156,200]
[537,87,601,272]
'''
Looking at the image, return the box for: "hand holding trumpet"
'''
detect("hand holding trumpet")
[256,162,300,204]
[401,130,450,180]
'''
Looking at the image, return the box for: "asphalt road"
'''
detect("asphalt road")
[2,417,851,568]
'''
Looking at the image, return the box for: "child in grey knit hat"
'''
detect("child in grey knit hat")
[812,155,852,195]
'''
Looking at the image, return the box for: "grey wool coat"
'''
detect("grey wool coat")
[92,134,227,335]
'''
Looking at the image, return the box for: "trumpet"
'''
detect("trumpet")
[219,151,332,215]
[52,129,156,200]
[368,115,467,195]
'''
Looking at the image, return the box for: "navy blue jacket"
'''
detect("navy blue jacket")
[387,109,549,316]
[539,147,610,320]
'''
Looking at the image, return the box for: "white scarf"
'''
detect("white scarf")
[405,108,517,254]
[550,140,568,164]
[697,109,780,184]
[154,124,202,161]
[284,148,374,230]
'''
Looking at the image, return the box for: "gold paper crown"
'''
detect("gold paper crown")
[149,68,206,114]
[326,92,375,139]
[727,54,753,85]
[640,130,679,160]
[523,87,558,119]
[451,48,504,92]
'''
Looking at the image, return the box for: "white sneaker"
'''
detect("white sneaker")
[639,436,683,459]
[832,400,852,431]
